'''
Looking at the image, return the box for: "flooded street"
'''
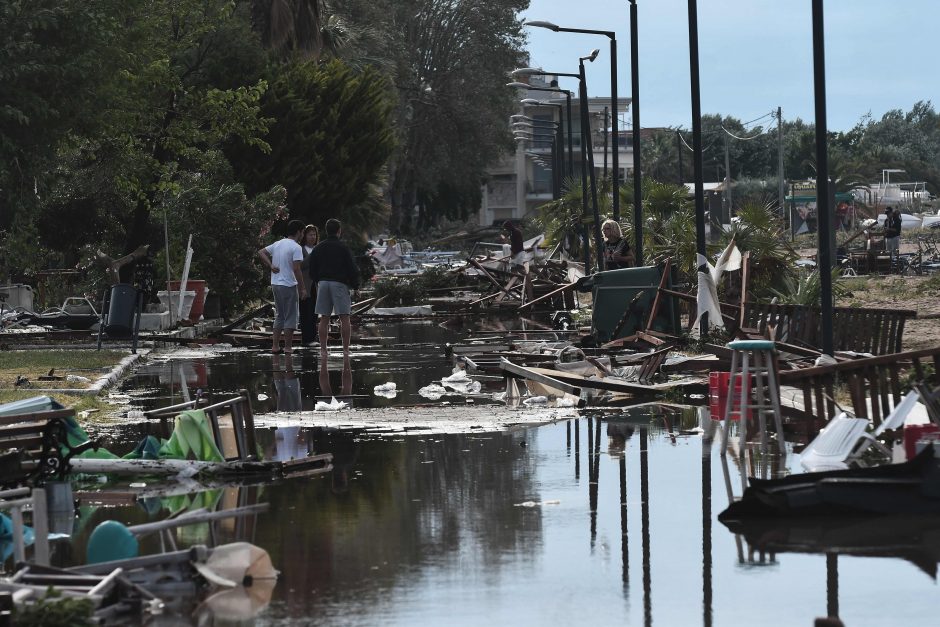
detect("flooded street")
[49,321,940,625]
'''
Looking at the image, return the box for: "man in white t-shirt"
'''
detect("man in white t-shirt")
[257,220,307,354]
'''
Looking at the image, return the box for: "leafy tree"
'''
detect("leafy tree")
[231,59,396,238]
[386,0,529,233]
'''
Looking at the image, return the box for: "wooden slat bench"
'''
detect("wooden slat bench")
[740,303,916,355]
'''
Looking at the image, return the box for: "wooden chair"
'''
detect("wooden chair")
[143,390,259,462]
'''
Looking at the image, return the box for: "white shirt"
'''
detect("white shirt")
[265,238,303,287]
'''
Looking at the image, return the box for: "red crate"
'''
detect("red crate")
[903,423,940,460]
[709,371,752,421]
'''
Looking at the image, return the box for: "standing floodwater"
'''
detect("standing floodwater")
[67,404,940,626]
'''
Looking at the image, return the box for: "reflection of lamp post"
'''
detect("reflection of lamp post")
[526,21,622,226]
[508,83,574,182]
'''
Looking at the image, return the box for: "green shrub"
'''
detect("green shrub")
[14,588,95,627]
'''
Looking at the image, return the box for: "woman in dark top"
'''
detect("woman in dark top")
[299,225,319,346]
[601,219,634,270]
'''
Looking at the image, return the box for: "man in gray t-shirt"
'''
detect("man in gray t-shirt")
[257,220,307,354]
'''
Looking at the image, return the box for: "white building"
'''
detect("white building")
[478,76,633,226]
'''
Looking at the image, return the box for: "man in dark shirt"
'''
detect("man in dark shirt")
[310,218,359,361]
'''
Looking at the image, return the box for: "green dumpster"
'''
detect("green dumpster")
[586,265,680,343]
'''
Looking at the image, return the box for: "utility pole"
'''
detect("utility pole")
[688,0,708,334]
[777,106,785,215]
[603,106,609,177]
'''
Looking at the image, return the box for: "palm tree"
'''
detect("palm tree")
[251,0,323,58]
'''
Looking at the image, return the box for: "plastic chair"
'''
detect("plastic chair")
[799,412,880,471]
[801,390,922,472]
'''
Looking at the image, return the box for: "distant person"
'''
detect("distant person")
[503,220,524,265]
[884,206,902,260]
[309,218,359,362]
[257,220,306,355]
[299,225,320,346]
[601,219,634,270]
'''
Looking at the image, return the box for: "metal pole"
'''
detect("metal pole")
[812,0,835,356]
[566,92,575,182]
[611,37,620,222]
[581,60,605,272]
[578,80,592,271]
[603,106,609,176]
[724,134,733,219]
[677,129,684,185]
[777,106,785,214]
[688,0,708,332]
[630,0,644,265]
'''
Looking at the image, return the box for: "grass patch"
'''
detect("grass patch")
[0,389,115,414]
[0,349,128,390]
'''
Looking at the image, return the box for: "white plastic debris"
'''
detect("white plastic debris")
[66,374,91,383]
[418,384,447,400]
[127,410,145,421]
[374,382,398,398]
[522,396,548,406]
[556,397,577,408]
[315,397,348,411]
[814,354,838,367]
[257,393,269,401]
[442,371,471,384]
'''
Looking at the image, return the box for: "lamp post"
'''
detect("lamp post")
[627,1,643,265]
[812,0,834,356]
[525,21,622,226]
[508,83,574,182]
[579,49,605,272]
[688,0,708,333]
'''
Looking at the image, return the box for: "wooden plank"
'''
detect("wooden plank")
[499,360,581,397]
[518,281,576,311]
[506,363,700,395]
[644,259,671,332]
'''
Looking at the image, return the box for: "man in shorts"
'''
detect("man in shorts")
[884,206,902,261]
[309,218,359,361]
[257,219,307,354]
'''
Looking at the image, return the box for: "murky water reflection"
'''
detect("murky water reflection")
[60,407,940,626]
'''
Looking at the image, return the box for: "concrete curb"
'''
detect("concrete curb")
[30,349,149,396]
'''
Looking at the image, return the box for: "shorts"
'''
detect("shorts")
[886,236,900,254]
[315,280,352,316]
[272,285,299,330]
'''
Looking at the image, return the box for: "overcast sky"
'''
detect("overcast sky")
[521,0,938,131]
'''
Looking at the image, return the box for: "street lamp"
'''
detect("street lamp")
[579,49,606,272]
[525,20,625,231]
[508,83,575,182]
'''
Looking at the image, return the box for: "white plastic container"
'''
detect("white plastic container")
[0,283,34,311]
[156,290,196,320]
